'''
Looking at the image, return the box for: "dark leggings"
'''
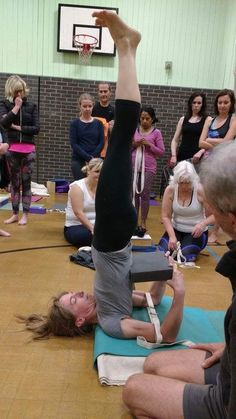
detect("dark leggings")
[158,229,208,262]
[93,100,140,252]
[7,151,35,213]
[64,225,92,248]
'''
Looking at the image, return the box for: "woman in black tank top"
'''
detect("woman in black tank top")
[170,92,210,168]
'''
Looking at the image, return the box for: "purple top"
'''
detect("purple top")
[132,127,165,174]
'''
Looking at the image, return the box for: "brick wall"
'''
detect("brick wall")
[0,73,218,195]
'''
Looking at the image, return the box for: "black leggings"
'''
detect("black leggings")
[93,100,140,252]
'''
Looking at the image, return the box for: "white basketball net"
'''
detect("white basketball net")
[74,35,98,65]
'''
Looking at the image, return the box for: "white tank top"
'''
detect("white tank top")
[65,178,95,227]
[172,185,207,233]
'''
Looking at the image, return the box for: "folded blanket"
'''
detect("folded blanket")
[94,296,225,385]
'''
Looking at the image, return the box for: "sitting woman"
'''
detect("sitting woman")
[158,160,213,262]
[64,158,103,248]
[16,11,185,344]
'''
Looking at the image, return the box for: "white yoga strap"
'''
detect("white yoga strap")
[132,145,145,204]
[171,241,187,265]
[136,292,194,349]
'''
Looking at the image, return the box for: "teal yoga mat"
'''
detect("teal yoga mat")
[93,296,225,364]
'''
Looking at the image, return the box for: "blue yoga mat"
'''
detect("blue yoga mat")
[93,296,225,364]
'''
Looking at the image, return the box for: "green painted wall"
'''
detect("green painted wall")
[0,0,235,89]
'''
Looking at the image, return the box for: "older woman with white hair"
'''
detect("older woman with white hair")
[158,160,213,262]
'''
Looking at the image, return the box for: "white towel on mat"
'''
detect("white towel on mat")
[97,354,145,386]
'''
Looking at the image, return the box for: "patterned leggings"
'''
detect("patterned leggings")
[7,151,35,214]
[158,228,208,262]
[135,171,155,224]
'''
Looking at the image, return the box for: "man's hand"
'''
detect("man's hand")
[190,342,225,368]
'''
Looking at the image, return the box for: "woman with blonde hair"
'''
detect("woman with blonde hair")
[0,75,39,225]
[64,157,103,247]
[70,93,104,180]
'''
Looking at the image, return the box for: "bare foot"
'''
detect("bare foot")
[92,10,141,52]
[18,213,28,225]
[0,229,11,237]
[207,233,218,244]
[4,214,19,224]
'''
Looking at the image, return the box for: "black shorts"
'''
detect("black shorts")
[183,353,227,419]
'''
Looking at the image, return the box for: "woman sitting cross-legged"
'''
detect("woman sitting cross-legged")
[64,158,103,248]
[158,160,214,262]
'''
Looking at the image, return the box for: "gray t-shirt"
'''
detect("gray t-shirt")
[92,244,133,338]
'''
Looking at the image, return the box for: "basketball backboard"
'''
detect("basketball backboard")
[57,4,118,56]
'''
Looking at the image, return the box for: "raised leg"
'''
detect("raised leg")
[92,12,141,252]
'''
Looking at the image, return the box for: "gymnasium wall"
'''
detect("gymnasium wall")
[0,0,235,89]
[0,73,217,195]
[0,0,234,194]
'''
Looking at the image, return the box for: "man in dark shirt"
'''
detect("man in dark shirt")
[92,82,115,129]
[123,141,236,418]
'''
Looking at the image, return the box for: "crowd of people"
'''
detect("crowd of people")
[1,9,236,419]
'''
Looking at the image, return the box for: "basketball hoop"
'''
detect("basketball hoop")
[74,34,98,65]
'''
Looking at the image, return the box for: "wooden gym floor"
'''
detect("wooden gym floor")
[0,193,232,418]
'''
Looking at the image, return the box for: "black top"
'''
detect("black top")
[177,116,207,161]
[92,102,115,122]
[215,240,236,417]
[0,98,39,144]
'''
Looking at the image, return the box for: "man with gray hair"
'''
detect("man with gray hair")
[123,140,236,419]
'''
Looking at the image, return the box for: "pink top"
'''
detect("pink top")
[8,143,36,153]
[132,127,165,174]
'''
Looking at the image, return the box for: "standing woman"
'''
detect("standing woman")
[70,93,104,180]
[170,92,210,168]
[199,89,236,244]
[132,107,165,232]
[0,75,39,225]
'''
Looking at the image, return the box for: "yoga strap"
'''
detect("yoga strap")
[133,145,145,203]
[171,242,200,269]
[136,292,194,349]
[172,241,187,264]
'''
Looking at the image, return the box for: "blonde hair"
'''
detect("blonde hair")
[5,75,29,102]
[169,160,199,188]
[81,158,103,175]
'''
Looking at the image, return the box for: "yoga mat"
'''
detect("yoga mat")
[93,296,225,364]
[150,199,160,206]
[49,203,66,211]
[0,202,45,211]
[31,196,43,202]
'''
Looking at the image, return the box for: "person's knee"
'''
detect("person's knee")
[144,352,160,374]
[122,373,144,409]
